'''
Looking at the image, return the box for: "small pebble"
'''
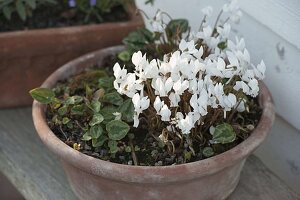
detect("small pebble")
[184,142,189,148]
[119,156,125,160]
[165,157,173,163]
[151,150,158,157]
[84,144,92,150]
[155,161,163,166]
[100,149,108,156]
[147,137,154,143]
[91,152,100,158]
[119,146,125,152]
[81,150,89,154]
[177,156,184,164]
[157,153,163,159]
[128,160,133,165]
[247,124,255,130]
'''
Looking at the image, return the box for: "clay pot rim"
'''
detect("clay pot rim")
[32,46,275,184]
[0,2,141,36]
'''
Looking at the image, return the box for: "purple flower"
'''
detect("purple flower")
[90,0,97,6]
[68,0,76,7]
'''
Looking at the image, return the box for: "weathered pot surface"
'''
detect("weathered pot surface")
[32,46,275,200]
[0,3,143,108]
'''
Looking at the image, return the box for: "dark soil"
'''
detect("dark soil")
[0,2,128,32]
[45,54,262,166]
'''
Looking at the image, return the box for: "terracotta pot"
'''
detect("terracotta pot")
[0,3,143,108]
[32,46,275,200]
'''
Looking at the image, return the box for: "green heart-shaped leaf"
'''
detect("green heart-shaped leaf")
[58,106,68,116]
[62,117,70,125]
[118,50,131,62]
[29,88,55,104]
[102,92,123,106]
[65,96,83,105]
[92,134,107,148]
[166,19,189,38]
[98,77,114,90]
[89,113,104,126]
[212,123,236,144]
[106,120,130,140]
[82,132,92,141]
[100,106,118,124]
[71,104,85,115]
[203,147,214,157]
[90,100,101,113]
[89,125,103,139]
[118,99,134,122]
[108,140,118,153]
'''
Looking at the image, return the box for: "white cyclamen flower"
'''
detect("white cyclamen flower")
[217,23,231,38]
[236,98,246,112]
[179,39,198,54]
[169,92,180,107]
[234,81,250,94]
[248,79,259,97]
[254,60,266,80]
[154,96,163,113]
[132,93,150,127]
[230,10,242,23]
[176,112,199,135]
[196,26,213,40]
[214,83,225,98]
[227,37,245,52]
[151,20,165,33]
[132,51,147,71]
[173,78,189,95]
[114,73,143,98]
[113,63,127,82]
[223,93,237,111]
[160,105,171,121]
[132,93,150,114]
[223,0,239,12]
[190,90,209,116]
[150,10,166,33]
[152,77,173,97]
[222,0,242,23]
[201,6,213,17]
[144,59,159,79]
[153,96,171,121]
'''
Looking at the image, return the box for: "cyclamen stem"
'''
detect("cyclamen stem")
[211,10,223,37]
[198,15,207,32]
[227,97,243,123]
[161,12,173,23]
[203,109,222,134]
[145,81,156,103]
[137,9,150,20]
[129,138,138,166]
[59,125,68,140]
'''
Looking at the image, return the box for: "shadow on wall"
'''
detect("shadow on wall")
[0,172,24,200]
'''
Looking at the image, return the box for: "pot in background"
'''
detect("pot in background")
[0,3,143,108]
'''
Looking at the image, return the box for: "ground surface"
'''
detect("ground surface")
[0,107,299,200]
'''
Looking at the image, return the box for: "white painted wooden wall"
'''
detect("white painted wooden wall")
[136,0,300,192]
